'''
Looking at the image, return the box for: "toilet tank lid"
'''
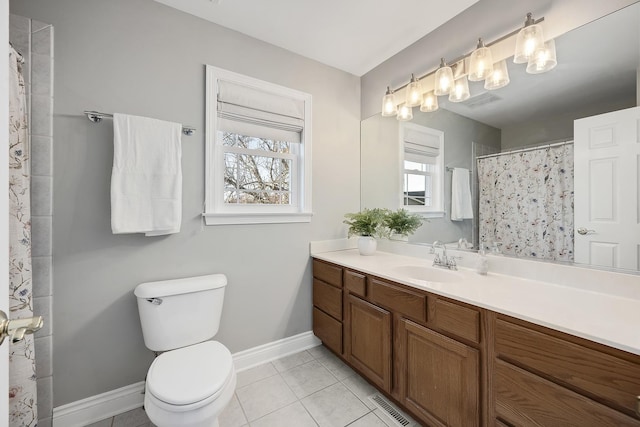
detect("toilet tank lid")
[134,274,227,299]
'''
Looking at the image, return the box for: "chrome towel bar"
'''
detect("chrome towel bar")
[84,111,196,136]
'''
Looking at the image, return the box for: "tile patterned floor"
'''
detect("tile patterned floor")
[87,345,417,427]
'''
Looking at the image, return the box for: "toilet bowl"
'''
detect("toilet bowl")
[135,274,235,427]
[144,342,236,427]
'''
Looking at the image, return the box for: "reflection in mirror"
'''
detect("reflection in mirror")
[361,3,640,271]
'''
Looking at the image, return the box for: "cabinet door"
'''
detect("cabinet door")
[346,294,392,392]
[399,319,480,427]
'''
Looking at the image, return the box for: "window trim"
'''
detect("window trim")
[204,65,313,225]
[399,123,445,218]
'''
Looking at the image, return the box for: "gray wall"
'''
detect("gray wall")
[11,0,361,407]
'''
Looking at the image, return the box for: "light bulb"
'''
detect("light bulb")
[484,60,510,90]
[381,86,398,117]
[469,38,494,81]
[526,39,557,74]
[397,104,413,121]
[420,91,438,112]
[514,13,545,64]
[405,74,423,107]
[434,58,454,96]
[449,76,470,103]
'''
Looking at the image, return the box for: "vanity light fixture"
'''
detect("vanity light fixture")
[526,39,557,74]
[397,104,413,121]
[484,59,510,90]
[468,38,493,81]
[380,12,554,121]
[449,76,471,103]
[514,13,545,64]
[381,86,398,116]
[405,74,424,107]
[434,58,454,96]
[420,91,438,112]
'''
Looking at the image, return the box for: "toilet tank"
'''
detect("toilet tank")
[134,274,227,352]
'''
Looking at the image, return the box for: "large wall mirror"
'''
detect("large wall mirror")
[361,3,640,272]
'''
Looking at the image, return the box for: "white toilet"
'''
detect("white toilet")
[134,274,236,427]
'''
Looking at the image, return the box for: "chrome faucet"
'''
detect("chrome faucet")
[431,241,458,270]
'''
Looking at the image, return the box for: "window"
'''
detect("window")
[400,123,444,217]
[204,66,312,225]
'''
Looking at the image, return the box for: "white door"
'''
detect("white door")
[574,106,640,270]
[2,0,11,423]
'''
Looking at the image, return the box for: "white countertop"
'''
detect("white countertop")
[312,249,640,356]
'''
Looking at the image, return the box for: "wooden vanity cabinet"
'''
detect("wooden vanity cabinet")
[345,294,392,392]
[491,313,640,426]
[398,318,480,427]
[313,257,640,427]
[312,259,343,355]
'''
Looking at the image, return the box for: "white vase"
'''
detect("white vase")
[358,236,377,255]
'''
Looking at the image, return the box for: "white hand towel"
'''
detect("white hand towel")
[111,113,182,236]
[451,168,473,221]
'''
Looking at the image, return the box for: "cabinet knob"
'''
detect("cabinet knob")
[636,396,640,417]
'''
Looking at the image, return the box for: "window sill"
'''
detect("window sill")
[418,211,445,219]
[203,212,313,225]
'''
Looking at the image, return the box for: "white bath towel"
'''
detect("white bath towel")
[451,168,473,221]
[111,113,182,236]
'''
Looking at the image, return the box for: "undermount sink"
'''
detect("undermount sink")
[392,265,464,283]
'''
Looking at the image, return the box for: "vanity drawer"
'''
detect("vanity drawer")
[432,297,481,344]
[313,259,342,288]
[495,317,640,418]
[313,307,342,354]
[495,359,640,426]
[344,269,366,297]
[313,278,342,320]
[368,277,426,322]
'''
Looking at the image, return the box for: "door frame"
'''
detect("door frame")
[2,0,11,422]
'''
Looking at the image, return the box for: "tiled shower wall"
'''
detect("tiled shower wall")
[10,14,55,427]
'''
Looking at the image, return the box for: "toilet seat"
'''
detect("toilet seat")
[147,341,234,409]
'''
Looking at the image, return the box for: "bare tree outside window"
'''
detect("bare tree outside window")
[222,133,292,205]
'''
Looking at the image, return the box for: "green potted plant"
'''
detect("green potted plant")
[343,208,389,255]
[384,208,424,241]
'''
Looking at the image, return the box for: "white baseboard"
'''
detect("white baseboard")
[52,382,146,427]
[232,330,321,372]
[52,331,321,427]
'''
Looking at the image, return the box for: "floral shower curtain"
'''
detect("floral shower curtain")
[477,144,574,262]
[8,44,38,427]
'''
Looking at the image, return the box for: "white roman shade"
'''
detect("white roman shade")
[404,126,441,165]
[217,80,305,143]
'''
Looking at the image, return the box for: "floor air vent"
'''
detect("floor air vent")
[369,393,412,427]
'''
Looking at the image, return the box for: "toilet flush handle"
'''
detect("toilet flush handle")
[147,298,163,305]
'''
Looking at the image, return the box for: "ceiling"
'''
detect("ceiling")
[153,0,480,76]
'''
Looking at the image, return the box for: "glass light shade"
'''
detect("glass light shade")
[405,74,423,107]
[526,39,557,74]
[449,76,470,103]
[514,14,545,64]
[420,91,438,112]
[434,58,454,96]
[468,39,494,81]
[381,86,398,117]
[484,60,510,90]
[397,104,413,121]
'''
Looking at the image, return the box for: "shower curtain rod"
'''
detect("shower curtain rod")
[83,111,196,136]
[476,140,573,160]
